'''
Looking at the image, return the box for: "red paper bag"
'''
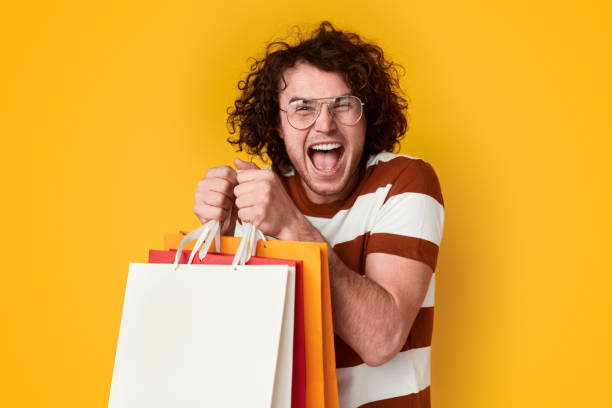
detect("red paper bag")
[149,249,306,408]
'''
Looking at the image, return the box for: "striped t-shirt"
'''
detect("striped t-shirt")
[281,152,445,408]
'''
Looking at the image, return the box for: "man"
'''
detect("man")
[193,22,444,408]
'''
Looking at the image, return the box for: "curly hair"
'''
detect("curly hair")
[227,21,408,173]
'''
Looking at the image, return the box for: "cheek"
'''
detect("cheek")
[281,134,301,160]
[282,129,308,150]
[350,124,367,153]
[277,112,291,140]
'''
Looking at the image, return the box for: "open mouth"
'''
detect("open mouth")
[308,142,344,175]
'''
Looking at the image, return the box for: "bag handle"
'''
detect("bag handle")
[173,220,220,270]
[172,220,266,270]
[231,222,266,267]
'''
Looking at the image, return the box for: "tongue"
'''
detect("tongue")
[311,149,340,171]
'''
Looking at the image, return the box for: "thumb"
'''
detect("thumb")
[234,158,260,171]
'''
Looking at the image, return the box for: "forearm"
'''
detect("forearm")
[280,214,406,366]
[326,249,406,366]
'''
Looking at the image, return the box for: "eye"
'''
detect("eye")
[291,102,316,115]
[296,105,315,112]
[333,101,353,111]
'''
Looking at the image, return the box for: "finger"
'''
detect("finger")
[237,207,263,226]
[234,158,260,171]
[193,204,230,223]
[234,192,261,209]
[195,190,233,211]
[199,177,235,200]
[233,178,271,198]
[205,165,238,185]
[236,168,274,184]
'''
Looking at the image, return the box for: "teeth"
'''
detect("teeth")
[311,143,341,151]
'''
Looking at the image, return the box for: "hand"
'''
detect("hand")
[233,158,306,240]
[193,165,238,235]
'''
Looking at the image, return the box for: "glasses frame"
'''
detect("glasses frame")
[279,95,365,130]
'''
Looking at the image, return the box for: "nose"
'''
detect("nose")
[313,103,336,133]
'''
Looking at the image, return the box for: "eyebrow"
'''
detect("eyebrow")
[288,97,312,104]
[288,93,352,104]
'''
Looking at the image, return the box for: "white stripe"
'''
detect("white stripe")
[336,347,431,408]
[305,190,444,247]
[371,192,444,246]
[422,274,435,308]
[366,152,421,168]
[305,185,391,247]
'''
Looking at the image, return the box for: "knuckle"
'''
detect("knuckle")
[198,179,212,193]
[214,194,228,208]
[206,165,229,178]
[207,194,219,207]
[195,191,209,205]
[234,196,244,208]
[263,170,275,181]
[218,165,233,178]
[219,178,233,193]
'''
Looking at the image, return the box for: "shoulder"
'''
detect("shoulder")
[364,153,444,206]
[366,152,437,179]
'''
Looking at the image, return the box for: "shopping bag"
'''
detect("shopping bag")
[108,222,296,407]
[148,249,306,408]
[164,230,339,408]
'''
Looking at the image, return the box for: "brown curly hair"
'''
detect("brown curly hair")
[227,21,408,173]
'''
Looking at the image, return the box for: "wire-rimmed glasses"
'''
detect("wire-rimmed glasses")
[279,95,365,130]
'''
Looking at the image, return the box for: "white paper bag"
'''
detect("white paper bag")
[108,262,295,407]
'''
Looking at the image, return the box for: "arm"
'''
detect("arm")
[282,216,432,367]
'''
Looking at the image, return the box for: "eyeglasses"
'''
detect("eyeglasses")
[279,95,365,130]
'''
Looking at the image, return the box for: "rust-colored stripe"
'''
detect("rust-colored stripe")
[358,386,430,408]
[335,307,433,369]
[334,334,364,369]
[383,159,443,206]
[367,233,439,271]
[333,234,368,275]
[282,156,443,218]
[404,307,434,350]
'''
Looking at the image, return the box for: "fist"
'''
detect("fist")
[233,158,302,239]
[193,165,238,234]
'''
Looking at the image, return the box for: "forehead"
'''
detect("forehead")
[279,61,351,101]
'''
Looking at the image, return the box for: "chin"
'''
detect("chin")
[306,177,348,198]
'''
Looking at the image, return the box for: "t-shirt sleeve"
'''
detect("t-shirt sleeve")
[366,159,445,271]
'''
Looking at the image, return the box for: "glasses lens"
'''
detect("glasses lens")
[287,100,317,129]
[332,96,362,125]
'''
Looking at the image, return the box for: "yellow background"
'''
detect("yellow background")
[1,1,610,407]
